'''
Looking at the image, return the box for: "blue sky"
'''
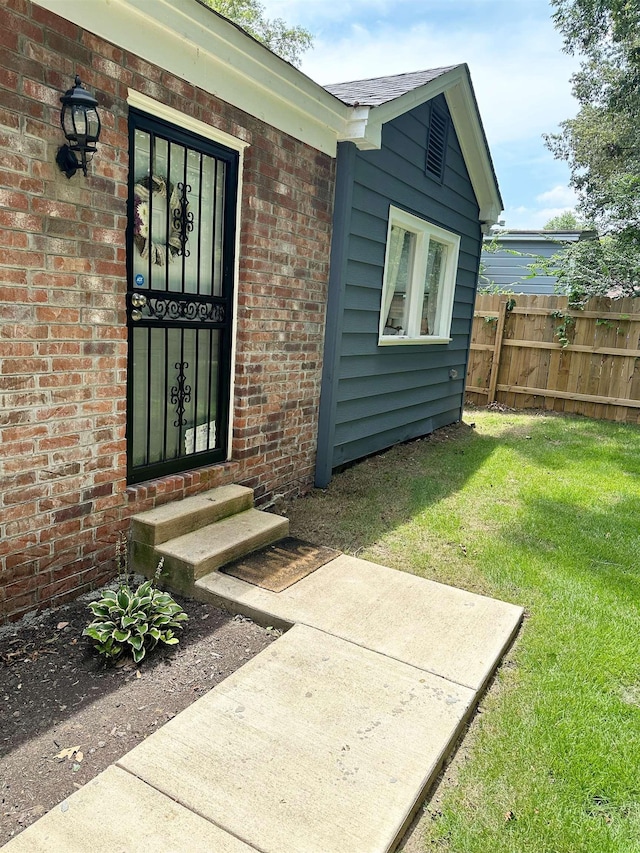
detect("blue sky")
[262,0,580,229]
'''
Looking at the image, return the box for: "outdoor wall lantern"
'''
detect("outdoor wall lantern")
[56,75,101,179]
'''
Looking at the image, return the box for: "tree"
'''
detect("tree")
[201,0,313,66]
[551,1,640,70]
[543,211,588,230]
[547,0,640,233]
[533,237,640,304]
[544,1,640,299]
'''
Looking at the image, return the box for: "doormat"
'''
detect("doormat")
[220,537,341,593]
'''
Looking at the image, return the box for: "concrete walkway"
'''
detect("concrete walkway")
[2,555,523,853]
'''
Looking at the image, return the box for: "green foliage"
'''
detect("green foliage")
[530,236,640,305]
[551,0,640,70]
[201,0,313,66]
[477,280,516,296]
[550,309,576,346]
[83,558,188,664]
[543,210,590,230]
[545,1,640,299]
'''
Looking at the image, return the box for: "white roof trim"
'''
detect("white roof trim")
[32,0,353,156]
[339,65,503,226]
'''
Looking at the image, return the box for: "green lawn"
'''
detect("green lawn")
[284,410,640,853]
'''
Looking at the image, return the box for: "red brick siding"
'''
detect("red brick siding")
[0,0,335,622]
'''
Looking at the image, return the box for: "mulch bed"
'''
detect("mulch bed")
[0,588,278,845]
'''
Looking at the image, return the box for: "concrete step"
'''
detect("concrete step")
[135,509,289,594]
[130,484,254,547]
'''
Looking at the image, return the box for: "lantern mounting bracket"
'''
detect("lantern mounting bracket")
[56,144,84,179]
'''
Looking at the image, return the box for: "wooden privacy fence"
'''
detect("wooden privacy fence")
[466,294,640,423]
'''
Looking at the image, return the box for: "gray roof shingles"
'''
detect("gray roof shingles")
[324,66,460,106]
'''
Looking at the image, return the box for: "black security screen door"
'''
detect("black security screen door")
[126,109,238,484]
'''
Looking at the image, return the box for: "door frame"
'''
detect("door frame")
[125,93,247,484]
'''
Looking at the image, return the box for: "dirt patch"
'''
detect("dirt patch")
[0,590,277,845]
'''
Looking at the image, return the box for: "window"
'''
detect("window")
[379,207,460,345]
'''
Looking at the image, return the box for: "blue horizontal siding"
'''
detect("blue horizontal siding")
[315,95,483,484]
[481,238,562,295]
[337,349,468,382]
[335,380,465,422]
[332,405,462,468]
[333,392,462,442]
[336,364,458,400]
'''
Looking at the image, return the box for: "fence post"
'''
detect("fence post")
[487,299,508,403]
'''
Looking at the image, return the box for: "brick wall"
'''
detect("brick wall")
[0,0,335,622]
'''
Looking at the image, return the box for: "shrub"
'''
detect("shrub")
[83,558,188,664]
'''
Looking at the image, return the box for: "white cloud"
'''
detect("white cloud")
[261,1,580,229]
[536,185,577,206]
[503,206,577,230]
[501,185,578,228]
[263,0,508,27]
[262,0,405,24]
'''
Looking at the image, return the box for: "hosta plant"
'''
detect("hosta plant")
[83,559,188,664]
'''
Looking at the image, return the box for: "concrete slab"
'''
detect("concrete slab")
[196,553,523,690]
[119,624,475,853]
[1,765,256,853]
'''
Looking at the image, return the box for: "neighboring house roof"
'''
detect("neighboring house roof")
[325,65,502,227]
[489,230,597,244]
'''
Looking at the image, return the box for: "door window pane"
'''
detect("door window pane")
[127,111,237,483]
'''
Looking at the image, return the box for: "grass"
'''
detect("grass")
[283,410,640,853]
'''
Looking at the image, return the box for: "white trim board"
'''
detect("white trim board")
[127,90,249,152]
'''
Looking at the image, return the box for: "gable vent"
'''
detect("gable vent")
[425,105,448,182]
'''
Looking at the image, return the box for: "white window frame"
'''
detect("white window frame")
[378,206,460,346]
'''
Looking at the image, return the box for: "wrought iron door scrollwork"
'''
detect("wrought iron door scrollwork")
[174,182,194,258]
[134,294,225,324]
[170,361,192,427]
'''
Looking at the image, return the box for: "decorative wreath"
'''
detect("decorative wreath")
[133,175,186,266]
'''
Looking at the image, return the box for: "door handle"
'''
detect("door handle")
[130,292,147,321]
